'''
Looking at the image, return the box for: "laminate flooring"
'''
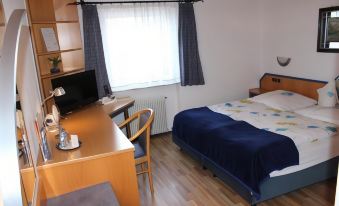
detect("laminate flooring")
[138,133,336,206]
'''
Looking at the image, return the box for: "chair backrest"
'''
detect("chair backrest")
[135,109,154,155]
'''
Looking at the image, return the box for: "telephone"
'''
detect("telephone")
[99,95,117,105]
[45,105,60,126]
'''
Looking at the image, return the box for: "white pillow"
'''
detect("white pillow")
[295,105,339,126]
[317,80,338,107]
[252,90,317,111]
[250,90,285,101]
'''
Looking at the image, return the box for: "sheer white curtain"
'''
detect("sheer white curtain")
[97,3,180,92]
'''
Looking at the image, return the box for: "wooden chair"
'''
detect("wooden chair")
[119,108,155,193]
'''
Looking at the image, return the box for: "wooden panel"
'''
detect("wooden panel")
[26,0,55,22]
[0,0,5,60]
[56,23,82,51]
[260,74,326,100]
[36,178,47,206]
[39,152,139,206]
[0,0,5,26]
[21,168,35,203]
[32,24,59,54]
[38,54,64,76]
[60,49,84,72]
[53,0,79,22]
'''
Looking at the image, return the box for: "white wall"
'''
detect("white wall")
[259,0,339,81]
[79,0,262,128]
[2,0,23,20]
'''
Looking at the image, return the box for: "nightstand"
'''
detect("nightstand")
[249,88,267,98]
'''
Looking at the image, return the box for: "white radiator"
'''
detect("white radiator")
[128,97,168,135]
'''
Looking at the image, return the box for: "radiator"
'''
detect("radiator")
[128,97,168,135]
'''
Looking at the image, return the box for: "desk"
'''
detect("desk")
[21,97,139,206]
[104,97,134,138]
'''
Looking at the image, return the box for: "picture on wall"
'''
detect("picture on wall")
[328,17,339,42]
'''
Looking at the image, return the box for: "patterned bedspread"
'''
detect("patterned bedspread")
[208,99,338,146]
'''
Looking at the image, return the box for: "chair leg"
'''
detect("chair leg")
[140,163,146,179]
[147,161,154,194]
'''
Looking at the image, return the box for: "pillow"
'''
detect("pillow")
[317,80,338,107]
[250,90,285,101]
[295,105,339,125]
[252,90,317,111]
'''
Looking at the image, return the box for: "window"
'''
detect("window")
[97,3,180,92]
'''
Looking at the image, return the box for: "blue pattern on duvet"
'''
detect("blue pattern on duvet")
[208,99,338,146]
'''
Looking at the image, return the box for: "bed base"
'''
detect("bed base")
[173,134,338,205]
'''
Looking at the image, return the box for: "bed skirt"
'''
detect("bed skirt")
[173,134,338,205]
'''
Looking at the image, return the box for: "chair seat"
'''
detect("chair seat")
[46,182,119,206]
[133,141,145,159]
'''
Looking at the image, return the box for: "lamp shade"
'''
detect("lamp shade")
[54,87,65,97]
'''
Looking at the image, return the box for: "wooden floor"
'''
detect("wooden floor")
[137,133,337,206]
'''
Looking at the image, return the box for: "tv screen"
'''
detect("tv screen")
[51,70,99,115]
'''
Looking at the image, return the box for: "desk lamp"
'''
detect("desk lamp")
[41,87,65,109]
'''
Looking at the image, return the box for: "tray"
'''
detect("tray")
[56,140,82,151]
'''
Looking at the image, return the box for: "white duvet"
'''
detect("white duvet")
[208,99,339,177]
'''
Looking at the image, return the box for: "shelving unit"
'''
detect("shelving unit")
[26,0,85,113]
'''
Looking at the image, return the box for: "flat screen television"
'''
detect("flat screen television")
[51,70,99,115]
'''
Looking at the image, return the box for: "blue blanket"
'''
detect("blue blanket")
[172,107,299,196]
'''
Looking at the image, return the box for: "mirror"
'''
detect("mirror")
[317,6,339,53]
[0,5,42,206]
[17,23,44,206]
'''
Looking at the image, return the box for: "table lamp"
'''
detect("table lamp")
[41,87,65,110]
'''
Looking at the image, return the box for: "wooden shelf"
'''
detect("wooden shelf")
[32,20,79,24]
[27,0,84,113]
[41,68,84,79]
[37,48,82,56]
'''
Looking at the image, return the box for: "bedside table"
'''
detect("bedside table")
[249,88,267,98]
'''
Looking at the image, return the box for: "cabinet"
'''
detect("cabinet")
[26,0,84,112]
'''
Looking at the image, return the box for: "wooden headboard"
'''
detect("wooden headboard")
[260,73,327,100]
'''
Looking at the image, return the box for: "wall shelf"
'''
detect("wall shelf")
[41,68,84,80]
[37,48,82,56]
[32,20,79,24]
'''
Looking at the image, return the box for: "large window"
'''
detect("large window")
[98,3,180,92]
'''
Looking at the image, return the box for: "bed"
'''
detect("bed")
[172,73,339,205]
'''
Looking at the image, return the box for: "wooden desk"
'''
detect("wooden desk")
[104,97,134,138]
[21,97,139,206]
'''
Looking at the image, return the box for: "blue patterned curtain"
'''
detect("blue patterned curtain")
[82,5,112,98]
[178,2,205,86]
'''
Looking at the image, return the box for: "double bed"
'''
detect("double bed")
[172,73,339,205]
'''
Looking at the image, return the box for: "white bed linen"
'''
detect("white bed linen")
[208,99,339,177]
[270,133,339,177]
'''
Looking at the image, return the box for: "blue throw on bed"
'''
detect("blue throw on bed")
[172,107,299,197]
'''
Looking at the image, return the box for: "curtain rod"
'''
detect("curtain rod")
[69,0,203,6]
